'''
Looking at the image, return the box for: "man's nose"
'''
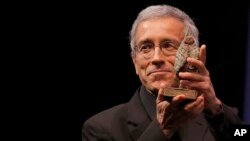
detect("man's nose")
[152,47,165,60]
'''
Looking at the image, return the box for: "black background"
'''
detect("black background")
[68,1,248,140]
[15,0,249,140]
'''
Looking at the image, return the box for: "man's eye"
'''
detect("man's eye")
[161,41,171,48]
[162,41,178,49]
[139,44,153,51]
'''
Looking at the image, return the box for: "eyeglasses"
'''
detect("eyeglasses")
[135,40,179,59]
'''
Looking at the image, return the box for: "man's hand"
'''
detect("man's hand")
[178,45,222,115]
[156,88,204,138]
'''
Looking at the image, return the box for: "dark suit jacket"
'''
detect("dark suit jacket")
[82,86,242,141]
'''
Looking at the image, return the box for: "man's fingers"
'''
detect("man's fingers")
[171,94,187,107]
[186,57,208,75]
[200,44,206,64]
[157,87,165,103]
[184,96,204,112]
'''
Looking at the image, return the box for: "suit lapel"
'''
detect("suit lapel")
[127,87,151,140]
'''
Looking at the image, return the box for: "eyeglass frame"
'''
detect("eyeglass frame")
[134,39,181,59]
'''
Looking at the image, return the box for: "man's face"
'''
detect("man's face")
[133,17,185,93]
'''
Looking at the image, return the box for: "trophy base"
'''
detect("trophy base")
[163,88,198,100]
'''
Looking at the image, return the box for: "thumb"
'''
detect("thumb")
[156,84,166,104]
[200,44,206,64]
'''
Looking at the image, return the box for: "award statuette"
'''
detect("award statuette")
[163,30,199,100]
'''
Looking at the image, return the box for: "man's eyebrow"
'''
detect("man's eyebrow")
[161,38,180,45]
[137,38,181,46]
[137,39,153,46]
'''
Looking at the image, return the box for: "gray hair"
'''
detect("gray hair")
[129,5,199,57]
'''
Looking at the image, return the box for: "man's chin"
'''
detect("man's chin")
[146,83,165,94]
[149,81,179,91]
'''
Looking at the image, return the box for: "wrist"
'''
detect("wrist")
[205,98,223,115]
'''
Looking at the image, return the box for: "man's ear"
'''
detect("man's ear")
[132,57,139,75]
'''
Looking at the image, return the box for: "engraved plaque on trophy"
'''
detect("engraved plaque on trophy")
[163,30,199,100]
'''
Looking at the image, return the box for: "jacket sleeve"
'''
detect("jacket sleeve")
[82,120,111,141]
[205,103,243,140]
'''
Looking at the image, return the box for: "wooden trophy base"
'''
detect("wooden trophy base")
[163,88,198,100]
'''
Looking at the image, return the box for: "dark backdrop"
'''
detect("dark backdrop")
[38,0,249,140]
